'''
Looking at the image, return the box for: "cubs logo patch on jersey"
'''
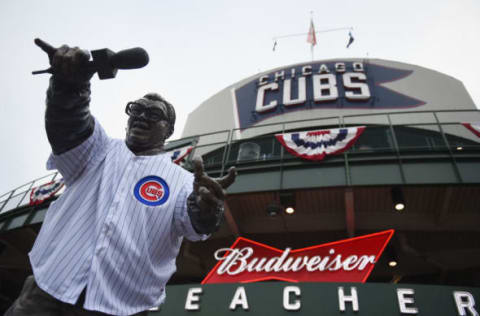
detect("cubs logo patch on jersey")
[134,176,170,206]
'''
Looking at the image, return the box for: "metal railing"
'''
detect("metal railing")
[1,109,479,217]
[0,172,61,215]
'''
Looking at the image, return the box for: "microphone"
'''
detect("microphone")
[90,47,149,79]
[32,44,149,80]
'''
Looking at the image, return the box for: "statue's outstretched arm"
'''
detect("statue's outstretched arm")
[35,38,95,154]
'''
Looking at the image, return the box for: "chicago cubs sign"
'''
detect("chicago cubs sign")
[233,61,426,130]
[134,175,170,206]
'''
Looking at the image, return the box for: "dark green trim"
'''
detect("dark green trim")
[148,282,480,315]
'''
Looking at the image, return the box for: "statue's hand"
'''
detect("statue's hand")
[192,157,236,215]
[34,38,94,84]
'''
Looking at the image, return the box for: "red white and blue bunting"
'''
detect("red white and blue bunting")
[275,126,366,161]
[29,178,64,206]
[462,122,480,138]
[169,146,193,164]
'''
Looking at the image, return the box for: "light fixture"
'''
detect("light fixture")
[266,203,282,217]
[280,192,296,215]
[457,146,463,151]
[385,245,398,268]
[392,187,405,211]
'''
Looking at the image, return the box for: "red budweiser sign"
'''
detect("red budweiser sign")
[202,230,394,284]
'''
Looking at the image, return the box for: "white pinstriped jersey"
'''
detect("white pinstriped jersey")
[29,118,207,316]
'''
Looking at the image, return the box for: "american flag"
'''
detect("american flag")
[307,19,317,46]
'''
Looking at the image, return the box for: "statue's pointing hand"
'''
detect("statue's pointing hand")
[34,38,94,84]
[186,157,236,234]
[193,157,236,213]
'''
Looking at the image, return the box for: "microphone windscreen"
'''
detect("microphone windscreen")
[110,47,149,70]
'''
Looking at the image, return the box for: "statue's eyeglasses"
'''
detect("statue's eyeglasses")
[125,102,166,122]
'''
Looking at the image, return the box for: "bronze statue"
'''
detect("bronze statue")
[5,39,236,316]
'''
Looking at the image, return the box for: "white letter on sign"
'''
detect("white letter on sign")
[353,62,364,72]
[185,287,202,310]
[313,74,338,102]
[256,82,278,113]
[229,286,249,310]
[335,62,346,73]
[275,70,285,82]
[283,77,306,107]
[302,65,312,76]
[258,75,269,86]
[453,291,479,316]
[283,286,301,311]
[343,73,371,100]
[397,288,419,314]
[338,286,359,312]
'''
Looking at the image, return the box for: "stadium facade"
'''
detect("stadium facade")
[1,58,479,315]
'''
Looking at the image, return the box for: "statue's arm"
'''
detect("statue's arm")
[35,40,96,155]
[45,77,94,155]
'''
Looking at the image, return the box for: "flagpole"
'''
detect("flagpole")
[310,11,314,61]
[271,12,354,57]
[307,12,316,61]
[273,27,353,40]
[272,26,353,53]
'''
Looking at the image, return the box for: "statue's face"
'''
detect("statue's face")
[125,98,171,154]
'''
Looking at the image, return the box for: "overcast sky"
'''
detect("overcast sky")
[0,0,479,196]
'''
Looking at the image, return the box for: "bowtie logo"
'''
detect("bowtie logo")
[202,230,394,284]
